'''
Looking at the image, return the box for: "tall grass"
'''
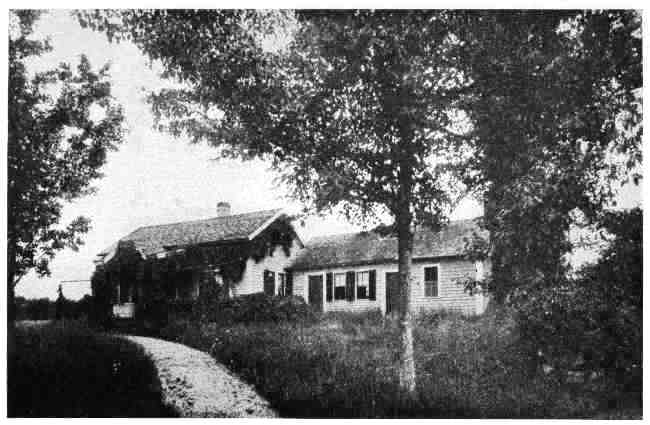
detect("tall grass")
[156,307,613,418]
[8,321,177,417]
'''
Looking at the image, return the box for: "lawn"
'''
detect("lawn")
[8,321,177,417]
[158,308,633,418]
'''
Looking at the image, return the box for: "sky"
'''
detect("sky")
[14,10,641,300]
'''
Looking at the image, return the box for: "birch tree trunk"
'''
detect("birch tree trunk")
[397,219,416,395]
[396,157,417,395]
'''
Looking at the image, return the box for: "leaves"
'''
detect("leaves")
[456,11,642,301]
[81,10,473,230]
[79,10,641,301]
[8,11,125,285]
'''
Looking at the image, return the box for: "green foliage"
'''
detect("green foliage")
[198,293,318,325]
[80,10,641,398]
[80,11,481,393]
[90,267,113,328]
[8,11,125,288]
[14,297,54,321]
[156,310,633,417]
[455,11,642,301]
[83,11,469,228]
[81,10,641,303]
[14,295,94,322]
[8,321,176,417]
[515,207,642,405]
[190,270,224,322]
[162,218,297,285]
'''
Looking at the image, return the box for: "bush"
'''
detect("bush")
[513,209,642,411]
[8,321,177,417]
[90,268,113,329]
[198,293,319,325]
[15,296,95,323]
[15,298,54,321]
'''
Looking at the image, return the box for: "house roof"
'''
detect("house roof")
[288,218,486,271]
[97,209,283,260]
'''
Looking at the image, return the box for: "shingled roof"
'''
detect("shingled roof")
[289,218,486,271]
[97,209,283,259]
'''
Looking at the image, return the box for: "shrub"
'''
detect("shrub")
[15,298,54,321]
[90,268,113,328]
[15,296,96,323]
[323,309,384,326]
[200,293,319,325]
[8,321,177,417]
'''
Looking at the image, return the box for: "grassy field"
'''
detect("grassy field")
[8,321,177,417]
[159,308,633,418]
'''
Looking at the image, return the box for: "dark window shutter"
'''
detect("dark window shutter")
[326,273,333,302]
[346,271,356,301]
[368,270,376,300]
[263,270,275,295]
[286,272,293,296]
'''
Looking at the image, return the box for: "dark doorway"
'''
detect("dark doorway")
[308,275,324,312]
[386,272,402,316]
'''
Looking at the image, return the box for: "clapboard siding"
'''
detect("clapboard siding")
[234,238,300,296]
[293,264,390,313]
[293,258,489,315]
[411,259,479,314]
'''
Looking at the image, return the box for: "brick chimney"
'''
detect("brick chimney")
[217,201,231,217]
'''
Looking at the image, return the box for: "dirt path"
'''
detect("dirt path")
[122,335,277,417]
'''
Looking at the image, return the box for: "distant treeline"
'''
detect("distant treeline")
[15,295,93,321]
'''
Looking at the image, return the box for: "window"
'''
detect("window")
[424,266,439,297]
[334,273,346,300]
[278,273,287,296]
[356,271,369,299]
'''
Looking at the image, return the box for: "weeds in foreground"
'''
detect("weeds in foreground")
[156,309,629,417]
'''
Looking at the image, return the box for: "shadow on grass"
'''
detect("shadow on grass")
[8,320,177,417]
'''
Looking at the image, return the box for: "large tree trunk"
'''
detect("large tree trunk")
[396,156,417,396]
[397,216,416,395]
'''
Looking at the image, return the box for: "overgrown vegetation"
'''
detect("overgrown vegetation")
[194,293,318,324]
[8,321,177,417]
[156,306,639,418]
[514,207,642,411]
[14,295,93,322]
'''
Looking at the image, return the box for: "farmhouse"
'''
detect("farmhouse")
[93,203,489,319]
[94,204,302,319]
[289,220,489,316]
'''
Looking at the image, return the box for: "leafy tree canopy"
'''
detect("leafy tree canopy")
[8,10,125,286]
[454,11,642,301]
[79,9,478,394]
[79,10,476,228]
[78,10,641,232]
[79,10,641,393]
